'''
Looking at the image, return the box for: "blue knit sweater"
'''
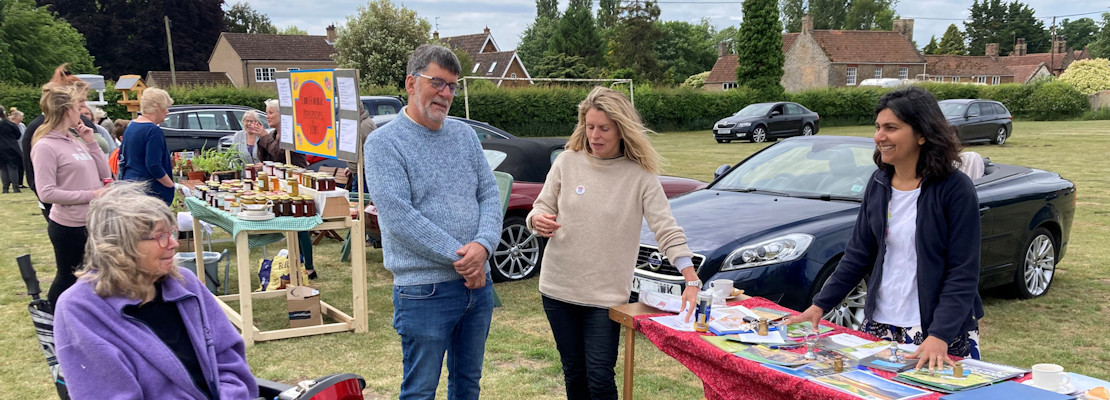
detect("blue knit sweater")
[363,110,502,285]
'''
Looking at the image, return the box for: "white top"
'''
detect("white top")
[872,187,922,327]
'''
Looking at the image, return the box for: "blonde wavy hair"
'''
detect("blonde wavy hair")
[30,85,81,148]
[566,86,663,174]
[140,87,173,115]
[76,182,181,300]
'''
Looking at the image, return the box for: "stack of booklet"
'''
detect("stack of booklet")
[817,334,920,372]
[892,359,1028,393]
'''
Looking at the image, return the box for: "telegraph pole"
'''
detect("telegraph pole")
[165,16,177,87]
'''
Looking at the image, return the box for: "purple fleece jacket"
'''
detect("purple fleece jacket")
[54,267,257,399]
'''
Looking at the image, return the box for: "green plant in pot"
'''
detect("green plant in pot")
[191,148,242,181]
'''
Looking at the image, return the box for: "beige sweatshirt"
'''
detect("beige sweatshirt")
[528,150,693,308]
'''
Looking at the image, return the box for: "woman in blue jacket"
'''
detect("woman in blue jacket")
[789,86,984,372]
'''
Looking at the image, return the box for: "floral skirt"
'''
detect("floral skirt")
[860,319,980,359]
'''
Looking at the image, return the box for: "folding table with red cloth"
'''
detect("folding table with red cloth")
[632,297,950,400]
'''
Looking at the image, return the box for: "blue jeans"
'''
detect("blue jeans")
[393,274,493,400]
[542,295,621,400]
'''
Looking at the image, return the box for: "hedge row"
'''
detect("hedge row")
[1,80,1091,135]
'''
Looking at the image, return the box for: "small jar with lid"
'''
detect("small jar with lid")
[291,196,305,217]
[278,195,293,217]
[324,176,336,191]
[270,175,281,193]
[267,195,282,214]
[287,177,299,196]
[257,172,269,191]
[263,161,274,175]
[304,196,316,217]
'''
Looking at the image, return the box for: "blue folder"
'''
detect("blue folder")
[939,381,1076,400]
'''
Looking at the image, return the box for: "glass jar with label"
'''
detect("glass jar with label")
[304,196,316,217]
[278,195,293,217]
[291,196,305,217]
[287,177,299,196]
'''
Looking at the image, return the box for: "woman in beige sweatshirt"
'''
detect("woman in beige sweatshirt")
[527,87,699,400]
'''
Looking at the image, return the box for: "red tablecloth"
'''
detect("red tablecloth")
[635,297,948,400]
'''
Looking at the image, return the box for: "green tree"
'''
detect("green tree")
[1060,18,1099,50]
[551,0,602,65]
[843,0,898,31]
[333,0,431,88]
[964,0,1006,55]
[965,0,1048,56]
[1059,58,1110,94]
[937,24,967,55]
[597,0,619,30]
[656,19,717,84]
[1088,13,1110,58]
[607,0,663,82]
[36,0,224,80]
[0,0,96,84]
[1004,1,1048,54]
[681,71,710,88]
[922,35,939,54]
[809,0,848,29]
[531,53,594,79]
[735,0,784,96]
[536,0,559,20]
[518,16,558,69]
[780,0,806,32]
[711,26,738,55]
[224,1,277,34]
[278,25,307,35]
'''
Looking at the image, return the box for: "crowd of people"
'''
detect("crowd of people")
[6,46,983,399]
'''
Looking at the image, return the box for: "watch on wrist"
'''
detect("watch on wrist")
[685,280,702,288]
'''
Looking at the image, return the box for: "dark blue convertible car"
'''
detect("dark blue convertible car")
[633,136,1076,328]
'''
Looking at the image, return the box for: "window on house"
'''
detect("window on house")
[472,63,481,74]
[991,76,1000,85]
[933,76,943,82]
[899,67,908,79]
[254,68,276,82]
[874,67,882,79]
[287,68,300,71]
[488,62,498,73]
[975,76,986,84]
[723,82,738,90]
[949,77,958,82]
[510,73,517,79]
[847,67,857,85]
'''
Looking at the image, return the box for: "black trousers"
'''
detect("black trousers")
[542,295,621,400]
[46,220,88,306]
[0,162,19,192]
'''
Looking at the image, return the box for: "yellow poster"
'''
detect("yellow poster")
[290,70,337,158]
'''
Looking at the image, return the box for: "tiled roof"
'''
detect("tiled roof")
[220,33,335,61]
[471,51,516,78]
[706,54,738,84]
[783,33,798,53]
[924,55,1013,77]
[1006,63,1045,84]
[444,33,489,57]
[996,53,1067,71]
[808,30,924,63]
[145,71,233,86]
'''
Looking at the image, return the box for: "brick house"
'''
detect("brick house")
[995,38,1086,76]
[922,45,1015,84]
[1006,63,1052,84]
[439,27,533,87]
[145,71,234,87]
[207,27,338,90]
[705,16,925,92]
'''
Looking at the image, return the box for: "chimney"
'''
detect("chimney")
[985,43,998,58]
[483,26,490,35]
[892,19,914,43]
[326,25,336,43]
[1053,38,1067,54]
[433,31,439,40]
[801,14,813,34]
[718,41,728,57]
[1015,38,1027,56]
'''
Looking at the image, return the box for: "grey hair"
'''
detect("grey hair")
[85,102,106,120]
[264,99,279,111]
[241,110,261,125]
[139,88,173,115]
[406,44,461,77]
[77,181,181,300]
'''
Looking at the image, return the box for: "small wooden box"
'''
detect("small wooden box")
[300,186,350,220]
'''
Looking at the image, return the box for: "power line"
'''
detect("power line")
[620,1,1107,22]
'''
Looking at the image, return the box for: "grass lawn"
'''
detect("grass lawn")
[0,120,1107,398]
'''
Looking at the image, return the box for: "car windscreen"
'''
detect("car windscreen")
[938,102,967,118]
[712,140,876,199]
[734,103,774,117]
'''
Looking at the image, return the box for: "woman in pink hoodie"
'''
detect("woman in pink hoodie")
[30,84,111,306]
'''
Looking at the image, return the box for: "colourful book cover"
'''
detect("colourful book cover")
[812,370,932,400]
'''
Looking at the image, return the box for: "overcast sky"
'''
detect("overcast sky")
[236,0,1105,51]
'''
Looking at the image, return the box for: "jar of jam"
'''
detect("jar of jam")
[267,195,282,215]
[292,196,305,217]
[224,194,236,212]
[263,161,274,176]
[257,172,269,191]
[287,177,299,196]
[278,195,293,217]
[323,176,336,191]
[244,164,257,180]
[270,175,281,193]
[304,196,316,217]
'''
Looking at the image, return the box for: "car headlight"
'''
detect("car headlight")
[721,233,814,271]
[735,122,751,128]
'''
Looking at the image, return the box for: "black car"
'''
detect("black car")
[633,136,1075,328]
[160,105,268,152]
[360,95,404,117]
[938,99,1013,145]
[370,114,517,141]
[714,101,821,144]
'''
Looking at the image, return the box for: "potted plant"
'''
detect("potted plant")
[192,148,242,181]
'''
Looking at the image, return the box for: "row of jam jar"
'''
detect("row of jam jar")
[243,162,337,192]
[243,195,316,217]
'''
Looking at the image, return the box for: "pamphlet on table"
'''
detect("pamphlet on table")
[812,369,931,400]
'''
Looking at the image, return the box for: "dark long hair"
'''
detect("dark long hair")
[872,86,961,180]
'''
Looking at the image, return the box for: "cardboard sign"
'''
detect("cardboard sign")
[290,70,337,158]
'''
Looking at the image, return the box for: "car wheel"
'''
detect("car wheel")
[813,263,868,330]
[750,126,767,143]
[802,124,814,136]
[1013,227,1056,299]
[716,139,731,144]
[992,126,1008,145]
[491,215,543,282]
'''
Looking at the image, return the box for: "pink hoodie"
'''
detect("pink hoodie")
[31,130,110,227]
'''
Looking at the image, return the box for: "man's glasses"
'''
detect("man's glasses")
[413,73,459,95]
[142,230,179,249]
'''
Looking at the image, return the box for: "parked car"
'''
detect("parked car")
[360,95,404,117]
[370,113,516,141]
[366,136,707,283]
[632,136,1075,329]
[938,99,1013,145]
[161,105,268,152]
[857,78,910,88]
[713,102,820,144]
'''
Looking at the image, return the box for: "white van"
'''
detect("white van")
[858,78,906,88]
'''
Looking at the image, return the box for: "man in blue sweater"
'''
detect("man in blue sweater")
[363,44,502,400]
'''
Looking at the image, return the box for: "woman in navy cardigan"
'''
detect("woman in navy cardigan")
[789,86,984,372]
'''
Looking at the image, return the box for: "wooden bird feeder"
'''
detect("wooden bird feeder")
[115,75,148,118]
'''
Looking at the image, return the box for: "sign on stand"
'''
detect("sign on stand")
[273,69,362,162]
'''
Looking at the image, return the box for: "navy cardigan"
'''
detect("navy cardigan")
[813,167,984,343]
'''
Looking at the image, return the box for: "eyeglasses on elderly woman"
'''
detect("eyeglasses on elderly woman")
[141,229,179,249]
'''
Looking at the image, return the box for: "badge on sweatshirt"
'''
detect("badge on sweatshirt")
[575,185,585,195]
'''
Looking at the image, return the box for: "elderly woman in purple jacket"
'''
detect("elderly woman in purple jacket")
[54,182,257,399]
